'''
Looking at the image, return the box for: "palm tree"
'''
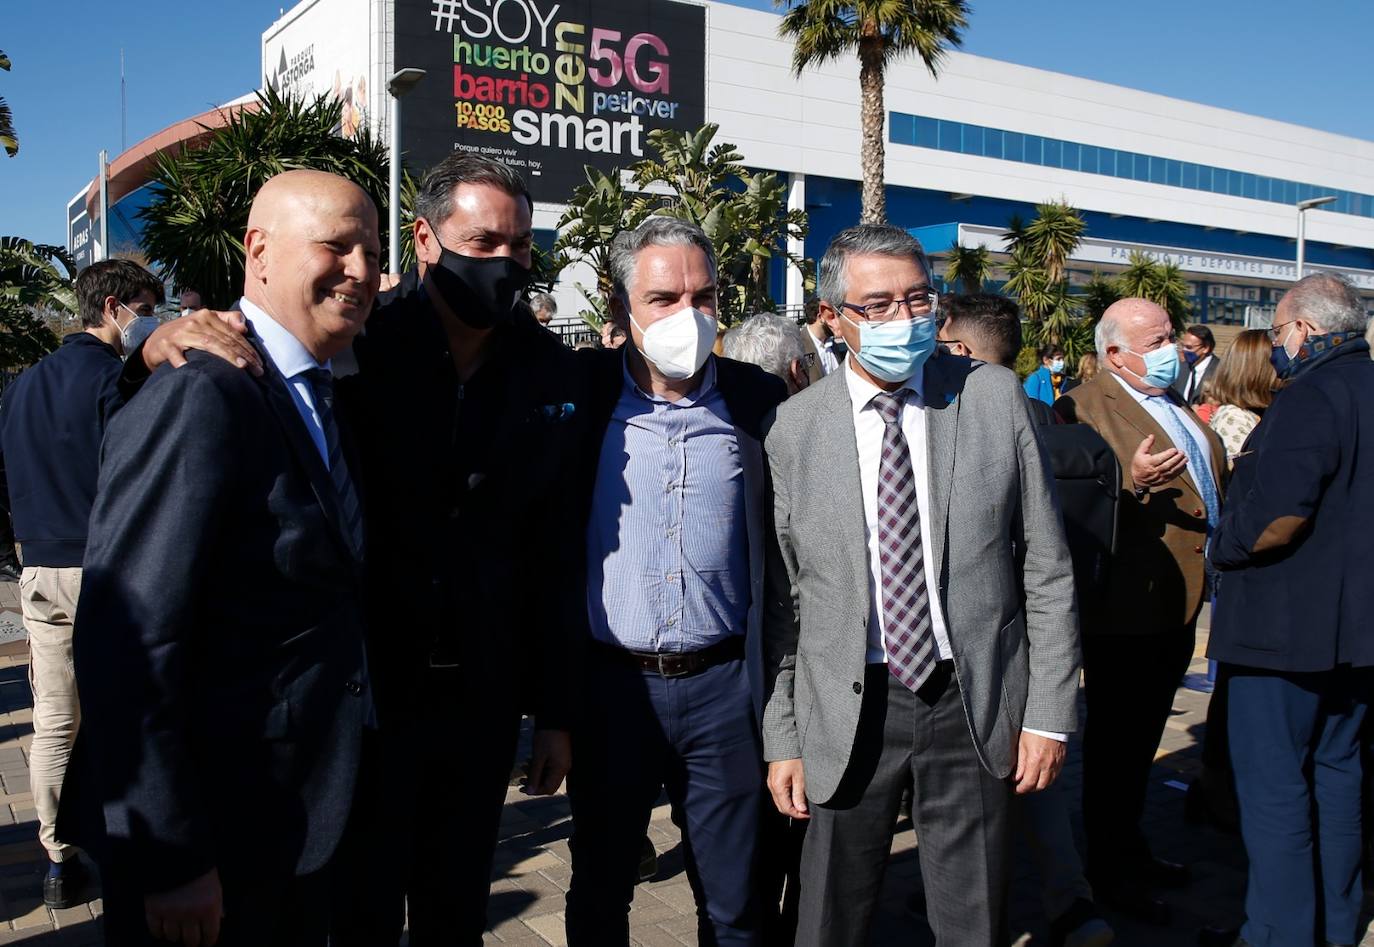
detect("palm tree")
[0,49,18,157]
[1024,200,1086,284]
[777,0,970,224]
[139,88,397,307]
[943,243,993,293]
[0,238,74,366]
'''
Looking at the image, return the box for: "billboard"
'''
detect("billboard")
[67,190,93,273]
[262,0,376,139]
[395,0,707,202]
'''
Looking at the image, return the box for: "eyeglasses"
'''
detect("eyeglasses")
[1268,322,1296,343]
[840,289,940,323]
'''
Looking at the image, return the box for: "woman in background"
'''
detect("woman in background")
[1205,329,1279,467]
[1061,351,1099,394]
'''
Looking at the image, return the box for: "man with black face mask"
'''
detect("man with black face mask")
[336,155,583,946]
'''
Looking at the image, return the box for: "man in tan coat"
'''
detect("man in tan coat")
[1055,298,1225,925]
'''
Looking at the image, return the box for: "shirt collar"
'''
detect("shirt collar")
[1110,369,1167,405]
[844,357,925,418]
[239,298,329,380]
[621,349,717,407]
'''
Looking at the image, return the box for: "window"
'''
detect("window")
[885,111,1374,219]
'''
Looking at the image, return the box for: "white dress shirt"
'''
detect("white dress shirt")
[809,327,841,376]
[1111,372,1214,478]
[845,361,1065,742]
[1182,353,1213,402]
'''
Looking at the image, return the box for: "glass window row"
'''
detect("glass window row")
[889,113,1371,219]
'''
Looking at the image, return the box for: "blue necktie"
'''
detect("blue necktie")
[1150,395,1219,532]
[304,368,365,560]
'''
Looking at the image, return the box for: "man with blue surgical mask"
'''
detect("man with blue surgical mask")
[763,225,1079,946]
[1055,298,1226,926]
[567,217,787,946]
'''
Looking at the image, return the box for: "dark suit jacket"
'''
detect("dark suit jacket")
[62,346,370,896]
[1208,340,1374,671]
[1173,354,1221,405]
[1055,373,1226,635]
[347,275,585,730]
[800,328,845,385]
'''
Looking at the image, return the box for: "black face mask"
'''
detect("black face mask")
[426,236,530,330]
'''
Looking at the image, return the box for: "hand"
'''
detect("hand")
[1012,731,1066,795]
[523,728,571,795]
[1129,434,1188,490]
[379,272,403,292]
[142,310,263,376]
[767,759,810,819]
[144,867,223,946]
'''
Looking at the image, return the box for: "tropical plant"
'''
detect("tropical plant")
[0,238,74,366]
[554,124,813,328]
[1079,272,1122,325]
[0,50,16,157]
[943,243,993,293]
[139,87,402,308]
[1114,251,1193,328]
[776,0,970,224]
[1002,201,1089,357]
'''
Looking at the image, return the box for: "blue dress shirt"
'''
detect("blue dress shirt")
[239,298,332,469]
[587,356,750,653]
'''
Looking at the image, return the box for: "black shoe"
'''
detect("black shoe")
[1197,927,1251,947]
[1049,898,1114,947]
[43,858,90,909]
[1140,856,1191,889]
[1096,879,1170,926]
[637,837,658,883]
[0,562,20,583]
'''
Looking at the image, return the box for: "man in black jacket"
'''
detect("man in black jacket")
[341,154,582,946]
[64,170,380,946]
[0,259,161,909]
[1205,272,1374,947]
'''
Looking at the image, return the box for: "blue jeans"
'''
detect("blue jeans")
[1228,667,1372,947]
[566,653,762,946]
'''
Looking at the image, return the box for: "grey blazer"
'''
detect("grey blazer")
[761,355,1081,803]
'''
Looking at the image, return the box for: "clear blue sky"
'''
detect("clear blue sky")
[3,0,1370,248]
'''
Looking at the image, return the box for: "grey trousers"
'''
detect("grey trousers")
[797,662,1011,947]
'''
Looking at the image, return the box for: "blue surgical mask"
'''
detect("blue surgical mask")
[1124,344,1180,389]
[1269,323,1300,377]
[1049,358,1065,374]
[1182,350,1199,366]
[844,314,937,383]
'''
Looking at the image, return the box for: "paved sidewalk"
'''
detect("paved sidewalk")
[0,595,1368,945]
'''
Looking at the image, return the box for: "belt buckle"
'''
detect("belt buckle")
[656,652,688,678]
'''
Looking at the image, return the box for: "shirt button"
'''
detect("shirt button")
[666,617,677,627]
[666,573,677,583]
[853,682,863,694]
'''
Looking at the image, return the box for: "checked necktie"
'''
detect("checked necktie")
[305,368,365,560]
[871,391,937,693]
[1149,395,1220,532]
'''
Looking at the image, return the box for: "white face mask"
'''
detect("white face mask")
[117,303,159,358]
[631,306,717,380]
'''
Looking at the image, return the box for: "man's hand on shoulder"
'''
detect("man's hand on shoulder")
[144,867,223,947]
[142,310,263,376]
[767,758,810,819]
[1012,730,1066,794]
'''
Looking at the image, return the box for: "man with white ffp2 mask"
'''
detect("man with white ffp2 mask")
[567,217,788,945]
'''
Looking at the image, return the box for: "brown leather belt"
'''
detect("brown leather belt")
[593,635,744,678]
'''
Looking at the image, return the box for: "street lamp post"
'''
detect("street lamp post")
[1295,195,1337,279]
[387,68,427,276]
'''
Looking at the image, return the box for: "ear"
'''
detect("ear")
[819,300,843,337]
[608,293,631,329]
[413,217,441,267]
[102,295,121,322]
[245,227,270,282]
[788,358,809,393]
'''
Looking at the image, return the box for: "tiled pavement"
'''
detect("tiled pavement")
[0,595,1368,945]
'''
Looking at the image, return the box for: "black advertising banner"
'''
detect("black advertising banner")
[395,0,707,202]
[67,194,93,273]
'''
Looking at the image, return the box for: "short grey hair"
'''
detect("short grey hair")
[722,312,806,380]
[817,224,931,309]
[1094,315,1124,357]
[529,292,556,316]
[609,217,717,299]
[1283,272,1370,334]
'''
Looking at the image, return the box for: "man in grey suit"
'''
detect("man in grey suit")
[762,225,1080,946]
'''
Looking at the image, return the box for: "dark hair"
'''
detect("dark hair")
[414,154,532,228]
[1184,324,1215,351]
[1038,343,1065,361]
[943,294,1022,368]
[75,259,164,329]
